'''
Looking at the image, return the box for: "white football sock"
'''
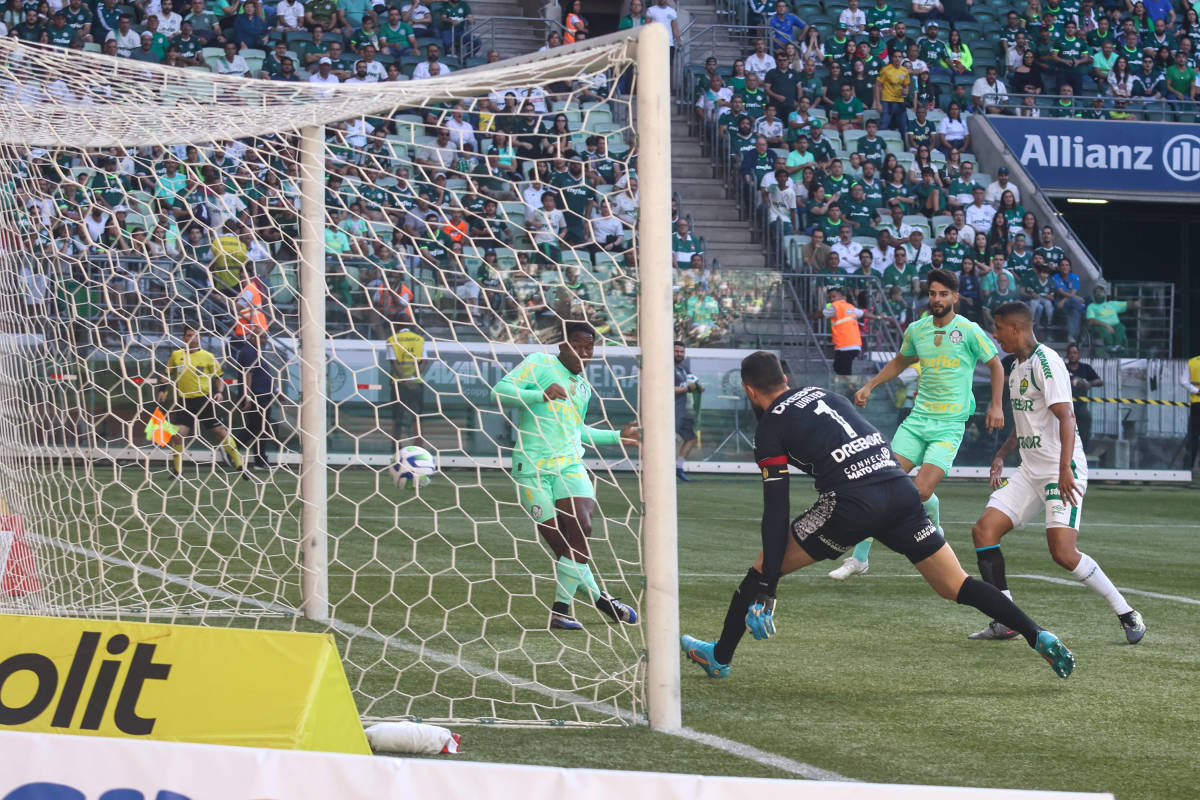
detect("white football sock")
[676,456,685,469]
[1071,553,1133,616]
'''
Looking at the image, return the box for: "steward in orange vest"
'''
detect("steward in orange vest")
[822,286,864,378]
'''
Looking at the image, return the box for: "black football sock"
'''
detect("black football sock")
[975,545,1010,593]
[956,576,1041,648]
[714,568,762,665]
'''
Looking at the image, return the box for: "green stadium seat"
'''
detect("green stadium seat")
[878,130,903,146]
[843,129,868,146]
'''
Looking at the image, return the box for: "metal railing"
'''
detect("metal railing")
[982,91,1200,121]
[466,15,567,60]
[675,23,766,105]
[1107,280,1175,359]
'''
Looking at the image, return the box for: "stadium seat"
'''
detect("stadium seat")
[843,129,868,147]
[903,214,931,234]
[878,130,903,147]
[930,214,954,233]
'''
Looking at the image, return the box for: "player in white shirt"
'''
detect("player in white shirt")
[968,302,1146,644]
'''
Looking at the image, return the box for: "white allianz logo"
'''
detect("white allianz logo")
[1018,134,1154,171]
[1163,134,1200,181]
[1017,132,1200,181]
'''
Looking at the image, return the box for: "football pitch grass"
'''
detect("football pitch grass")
[50,466,1199,798]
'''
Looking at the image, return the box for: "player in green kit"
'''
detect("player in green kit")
[491,322,641,630]
[834,269,1005,579]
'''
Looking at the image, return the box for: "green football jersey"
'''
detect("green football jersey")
[491,352,619,469]
[900,313,997,421]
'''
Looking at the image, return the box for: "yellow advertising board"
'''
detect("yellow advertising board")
[0,614,369,754]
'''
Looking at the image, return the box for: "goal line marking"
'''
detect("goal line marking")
[32,535,851,782]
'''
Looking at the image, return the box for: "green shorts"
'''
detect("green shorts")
[513,458,594,523]
[891,412,965,476]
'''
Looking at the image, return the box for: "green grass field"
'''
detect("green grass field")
[31,465,1199,797]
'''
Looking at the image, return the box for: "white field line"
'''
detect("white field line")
[307,513,1194,529]
[1010,573,1200,607]
[162,569,1200,607]
[34,535,852,782]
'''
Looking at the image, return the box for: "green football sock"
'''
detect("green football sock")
[852,538,873,562]
[576,562,602,602]
[923,493,941,529]
[555,556,581,606]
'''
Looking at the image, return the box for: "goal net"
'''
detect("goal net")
[0,30,676,727]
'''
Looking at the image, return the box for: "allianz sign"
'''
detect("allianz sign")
[1016,132,1200,182]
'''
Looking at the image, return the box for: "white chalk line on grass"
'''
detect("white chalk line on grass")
[166,568,1200,606]
[33,535,851,782]
[1010,573,1200,607]
[312,513,1196,529]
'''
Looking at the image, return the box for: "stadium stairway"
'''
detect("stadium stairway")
[465,0,550,58]
[670,114,765,270]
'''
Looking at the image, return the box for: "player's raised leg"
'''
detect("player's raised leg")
[912,542,1074,678]
[546,492,637,629]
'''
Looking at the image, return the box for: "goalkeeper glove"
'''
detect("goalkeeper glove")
[745,594,777,640]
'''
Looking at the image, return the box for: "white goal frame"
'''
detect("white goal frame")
[0,25,680,730]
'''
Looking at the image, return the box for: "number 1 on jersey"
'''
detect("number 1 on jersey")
[815,399,857,438]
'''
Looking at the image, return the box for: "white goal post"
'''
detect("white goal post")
[0,26,679,729]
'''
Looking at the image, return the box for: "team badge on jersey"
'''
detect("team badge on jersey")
[1019,378,1029,395]
[934,333,943,346]
[949,329,963,343]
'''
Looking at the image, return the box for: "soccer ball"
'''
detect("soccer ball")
[391,446,437,488]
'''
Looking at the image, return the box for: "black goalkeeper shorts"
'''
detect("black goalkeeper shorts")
[790,477,945,564]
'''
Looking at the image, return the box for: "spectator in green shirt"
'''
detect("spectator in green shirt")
[982,271,1020,332]
[856,119,888,168]
[883,244,919,297]
[1165,51,1198,104]
[1086,285,1138,352]
[380,7,418,56]
[1045,83,1078,117]
[832,82,866,131]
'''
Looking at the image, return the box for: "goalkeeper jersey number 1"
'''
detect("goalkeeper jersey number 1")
[491,352,620,469]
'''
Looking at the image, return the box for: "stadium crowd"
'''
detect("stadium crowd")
[0,0,1169,355]
[679,0,1176,350]
[1,0,683,350]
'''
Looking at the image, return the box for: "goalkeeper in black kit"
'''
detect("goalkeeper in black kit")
[681,351,1076,680]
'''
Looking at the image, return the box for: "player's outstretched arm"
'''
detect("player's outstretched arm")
[580,421,638,448]
[854,352,918,407]
[984,355,1005,431]
[491,361,555,409]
